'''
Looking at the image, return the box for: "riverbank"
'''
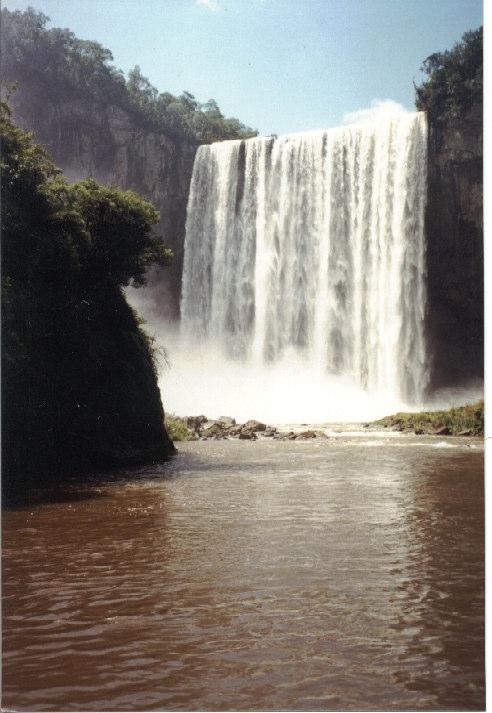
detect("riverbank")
[166,415,329,441]
[166,401,484,442]
[370,400,484,436]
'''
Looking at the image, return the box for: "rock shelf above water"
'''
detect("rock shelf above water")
[166,415,330,442]
[369,400,484,436]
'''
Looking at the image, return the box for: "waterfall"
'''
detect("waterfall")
[179,107,428,417]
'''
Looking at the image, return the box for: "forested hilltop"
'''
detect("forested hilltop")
[1,6,259,319]
[1,7,257,144]
[415,27,482,125]
[1,104,175,503]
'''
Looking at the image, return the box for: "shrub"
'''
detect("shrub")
[374,401,484,436]
[165,416,195,442]
[415,27,482,124]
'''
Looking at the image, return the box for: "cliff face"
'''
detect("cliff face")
[10,88,483,392]
[10,86,197,319]
[425,104,483,390]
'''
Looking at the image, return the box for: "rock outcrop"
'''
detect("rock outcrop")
[425,104,483,389]
[10,85,483,389]
[9,86,197,320]
[168,416,331,442]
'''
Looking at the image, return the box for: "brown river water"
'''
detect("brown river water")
[2,431,484,711]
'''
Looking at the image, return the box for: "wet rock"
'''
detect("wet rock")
[183,417,332,443]
[433,425,451,436]
[202,423,226,438]
[242,427,258,438]
[185,415,208,433]
[243,420,267,432]
[239,431,257,440]
[276,431,290,440]
[414,427,425,435]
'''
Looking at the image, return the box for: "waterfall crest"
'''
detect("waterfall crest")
[181,108,428,407]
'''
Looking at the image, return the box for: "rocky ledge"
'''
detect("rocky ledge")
[166,415,329,442]
[369,400,484,437]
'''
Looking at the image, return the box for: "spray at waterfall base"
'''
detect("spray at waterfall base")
[130,103,483,424]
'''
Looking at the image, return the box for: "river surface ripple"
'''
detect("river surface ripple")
[2,433,484,711]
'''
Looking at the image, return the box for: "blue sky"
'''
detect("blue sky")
[3,0,483,135]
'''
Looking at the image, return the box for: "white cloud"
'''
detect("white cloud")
[343,100,409,126]
[196,0,221,11]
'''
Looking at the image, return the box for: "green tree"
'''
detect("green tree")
[127,65,158,105]
[69,179,172,287]
[0,7,257,143]
[1,105,174,500]
[415,27,482,123]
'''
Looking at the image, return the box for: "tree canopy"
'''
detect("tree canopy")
[1,102,171,290]
[1,6,257,143]
[2,104,174,497]
[415,27,482,124]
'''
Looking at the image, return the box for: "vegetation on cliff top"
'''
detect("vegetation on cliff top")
[415,26,482,124]
[1,7,257,144]
[2,104,175,500]
[373,401,484,436]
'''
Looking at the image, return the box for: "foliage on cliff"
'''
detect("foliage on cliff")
[1,7,257,143]
[373,401,484,436]
[1,105,175,500]
[415,27,482,124]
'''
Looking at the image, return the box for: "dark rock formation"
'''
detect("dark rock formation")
[295,430,317,439]
[9,87,197,320]
[433,425,452,436]
[239,431,257,440]
[425,104,483,390]
[185,415,208,432]
[168,415,334,441]
[243,420,267,432]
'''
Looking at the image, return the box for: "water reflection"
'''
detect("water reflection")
[2,437,484,711]
[389,453,484,709]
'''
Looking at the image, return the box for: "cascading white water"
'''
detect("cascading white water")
[179,106,428,420]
